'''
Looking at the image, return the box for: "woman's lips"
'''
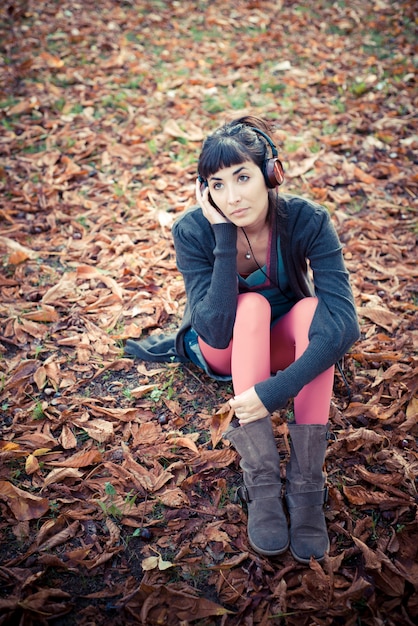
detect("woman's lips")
[231,207,249,217]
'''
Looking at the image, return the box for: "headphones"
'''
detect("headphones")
[250,126,285,188]
[198,125,285,190]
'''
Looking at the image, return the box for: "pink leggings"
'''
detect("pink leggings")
[198,293,334,424]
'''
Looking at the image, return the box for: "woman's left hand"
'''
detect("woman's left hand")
[229,387,269,425]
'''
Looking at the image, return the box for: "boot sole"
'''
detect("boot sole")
[249,537,290,557]
[289,541,329,564]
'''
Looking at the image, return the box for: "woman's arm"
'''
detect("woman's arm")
[173,208,239,349]
[255,202,360,413]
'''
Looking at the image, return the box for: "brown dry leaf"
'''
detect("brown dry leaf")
[76,265,123,300]
[167,435,199,454]
[352,536,386,571]
[344,427,387,451]
[84,547,123,570]
[342,485,408,508]
[42,273,78,304]
[406,396,418,420]
[164,398,183,415]
[22,305,60,323]
[43,467,84,488]
[133,421,164,445]
[188,448,237,473]
[0,236,38,260]
[286,152,324,178]
[3,360,38,391]
[0,588,71,618]
[0,481,50,520]
[119,582,231,623]
[76,418,114,443]
[163,119,204,141]
[210,403,234,448]
[209,552,249,570]
[125,384,157,398]
[25,454,40,475]
[157,487,190,508]
[59,424,78,450]
[203,522,232,550]
[33,365,47,390]
[38,521,79,552]
[105,517,121,547]
[87,406,141,422]
[358,305,400,332]
[46,449,103,468]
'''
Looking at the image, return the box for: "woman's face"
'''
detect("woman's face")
[207,160,269,228]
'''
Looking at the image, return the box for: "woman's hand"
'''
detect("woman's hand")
[229,386,269,426]
[195,178,228,225]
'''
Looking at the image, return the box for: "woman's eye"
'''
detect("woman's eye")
[238,175,249,182]
[212,182,222,191]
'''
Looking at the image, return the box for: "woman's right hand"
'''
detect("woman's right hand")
[195,178,229,225]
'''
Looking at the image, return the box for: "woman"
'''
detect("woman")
[126,116,360,563]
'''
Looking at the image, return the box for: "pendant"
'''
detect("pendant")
[245,251,251,260]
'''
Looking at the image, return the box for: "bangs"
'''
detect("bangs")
[198,137,253,181]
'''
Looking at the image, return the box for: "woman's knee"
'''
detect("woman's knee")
[236,293,271,329]
[237,292,270,315]
[292,296,318,323]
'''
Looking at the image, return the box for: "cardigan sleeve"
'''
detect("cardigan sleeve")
[255,200,360,413]
[172,208,239,349]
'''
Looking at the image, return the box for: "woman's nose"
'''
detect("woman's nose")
[227,184,241,204]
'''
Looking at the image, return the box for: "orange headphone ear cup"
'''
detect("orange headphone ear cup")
[264,158,285,188]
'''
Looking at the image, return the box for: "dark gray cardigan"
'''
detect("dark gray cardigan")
[126,194,360,413]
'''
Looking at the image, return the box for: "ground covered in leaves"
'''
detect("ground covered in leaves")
[0,0,417,624]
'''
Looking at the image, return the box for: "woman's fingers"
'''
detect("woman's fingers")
[195,178,227,224]
[229,388,269,424]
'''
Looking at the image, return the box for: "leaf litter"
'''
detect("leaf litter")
[0,0,417,625]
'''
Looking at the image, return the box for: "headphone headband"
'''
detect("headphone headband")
[249,126,278,158]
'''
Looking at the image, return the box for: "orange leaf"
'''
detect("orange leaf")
[352,165,378,184]
[9,249,30,264]
[40,51,64,68]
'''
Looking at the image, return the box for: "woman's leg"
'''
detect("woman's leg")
[198,292,271,395]
[270,297,334,424]
[217,294,289,556]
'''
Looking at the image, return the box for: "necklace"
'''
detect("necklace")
[241,228,255,261]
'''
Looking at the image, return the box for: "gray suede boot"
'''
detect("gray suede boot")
[285,423,330,564]
[225,416,289,556]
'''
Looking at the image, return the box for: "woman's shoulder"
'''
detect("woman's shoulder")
[279,193,329,217]
[172,205,211,242]
[173,205,206,230]
[278,193,331,230]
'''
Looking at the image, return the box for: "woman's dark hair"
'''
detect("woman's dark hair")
[197,116,275,181]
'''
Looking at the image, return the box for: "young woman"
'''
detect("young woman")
[126,116,360,563]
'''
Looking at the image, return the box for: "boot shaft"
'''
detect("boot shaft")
[285,423,330,563]
[286,423,328,493]
[225,416,281,485]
